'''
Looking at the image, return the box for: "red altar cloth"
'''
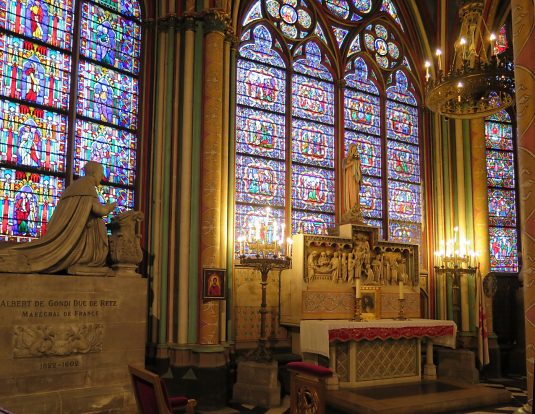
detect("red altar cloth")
[329,324,455,342]
[300,319,457,358]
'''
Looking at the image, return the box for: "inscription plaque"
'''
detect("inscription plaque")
[0,274,146,414]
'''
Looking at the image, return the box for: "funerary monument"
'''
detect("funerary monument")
[0,162,146,413]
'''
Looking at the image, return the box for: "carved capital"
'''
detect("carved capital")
[182,14,197,32]
[202,9,231,34]
[157,13,179,31]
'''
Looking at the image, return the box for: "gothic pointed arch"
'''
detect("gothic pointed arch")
[234,0,424,247]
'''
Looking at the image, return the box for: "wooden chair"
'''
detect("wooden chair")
[129,364,197,414]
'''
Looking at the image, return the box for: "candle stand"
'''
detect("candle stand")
[237,255,291,362]
[434,265,476,331]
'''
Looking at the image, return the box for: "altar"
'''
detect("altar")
[299,319,457,389]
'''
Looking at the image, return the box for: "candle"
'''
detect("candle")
[460,37,467,59]
[356,277,361,298]
[424,60,431,82]
[286,237,293,257]
[435,49,442,71]
[399,281,404,299]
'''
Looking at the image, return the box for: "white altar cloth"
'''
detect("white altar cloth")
[300,319,457,358]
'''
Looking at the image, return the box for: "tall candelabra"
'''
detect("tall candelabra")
[237,255,291,362]
[434,228,477,330]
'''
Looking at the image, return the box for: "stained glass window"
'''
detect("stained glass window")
[386,70,421,244]
[236,0,420,245]
[344,57,383,228]
[485,110,519,272]
[291,41,335,234]
[0,0,142,241]
[235,25,287,246]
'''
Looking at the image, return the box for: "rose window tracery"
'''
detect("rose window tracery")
[266,0,314,39]
[363,23,402,70]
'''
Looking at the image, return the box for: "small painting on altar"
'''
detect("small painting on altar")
[361,287,380,320]
[203,268,226,300]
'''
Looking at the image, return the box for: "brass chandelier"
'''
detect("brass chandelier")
[424,0,515,119]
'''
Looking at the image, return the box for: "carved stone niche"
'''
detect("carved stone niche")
[280,223,419,325]
[108,210,144,276]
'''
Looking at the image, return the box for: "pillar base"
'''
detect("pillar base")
[232,360,281,408]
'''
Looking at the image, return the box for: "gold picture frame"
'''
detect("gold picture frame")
[361,286,380,320]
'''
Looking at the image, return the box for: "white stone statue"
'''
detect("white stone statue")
[342,144,363,223]
[0,161,116,275]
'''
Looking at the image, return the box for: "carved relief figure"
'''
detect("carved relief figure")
[347,251,355,281]
[353,247,364,281]
[399,258,409,284]
[330,251,340,282]
[365,263,374,283]
[306,251,318,282]
[383,256,391,285]
[317,251,330,270]
[371,254,382,284]
[0,161,116,274]
[390,257,399,284]
[341,252,348,282]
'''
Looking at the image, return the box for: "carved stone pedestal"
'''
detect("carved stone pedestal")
[232,360,281,408]
[0,273,147,413]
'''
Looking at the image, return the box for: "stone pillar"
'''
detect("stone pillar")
[512,0,535,411]
[198,9,229,345]
[470,118,494,333]
[455,121,470,333]
[178,15,196,345]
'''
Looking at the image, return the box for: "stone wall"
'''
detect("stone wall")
[0,273,147,413]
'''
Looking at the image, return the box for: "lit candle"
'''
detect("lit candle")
[424,60,431,82]
[435,49,442,71]
[399,280,404,300]
[356,277,361,299]
[460,37,467,59]
[286,237,293,257]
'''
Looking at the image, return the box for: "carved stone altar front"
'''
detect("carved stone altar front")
[280,224,420,324]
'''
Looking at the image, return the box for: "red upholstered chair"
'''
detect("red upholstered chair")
[287,362,333,414]
[129,364,197,414]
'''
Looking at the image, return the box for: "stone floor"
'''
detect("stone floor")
[197,376,527,414]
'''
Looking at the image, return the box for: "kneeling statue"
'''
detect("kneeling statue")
[0,161,116,275]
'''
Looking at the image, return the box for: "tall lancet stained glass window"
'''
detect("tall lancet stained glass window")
[235,25,287,253]
[485,110,519,272]
[235,0,422,246]
[0,0,142,242]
